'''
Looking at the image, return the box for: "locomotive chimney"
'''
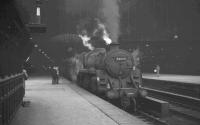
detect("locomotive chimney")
[109,42,120,50]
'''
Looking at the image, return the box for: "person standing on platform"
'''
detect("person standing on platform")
[50,66,57,84]
[22,69,28,80]
[54,66,59,84]
[155,65,160,77]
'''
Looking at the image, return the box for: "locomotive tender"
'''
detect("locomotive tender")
[76,43,145,110]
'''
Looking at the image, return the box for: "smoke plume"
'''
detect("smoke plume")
[78,34,94,50]
[93,19,112,44]
[132,48,140,67]
[64,0,121,44]
[100,0,120,43]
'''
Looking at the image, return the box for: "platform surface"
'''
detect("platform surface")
[11,77,149,125]
[143,73,200,84]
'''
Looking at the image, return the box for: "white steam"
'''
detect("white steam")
[78,34,94,50]
[101,0,120,43]
[132,48,140,66]
[93,20,112,44]
[63,0,121,46]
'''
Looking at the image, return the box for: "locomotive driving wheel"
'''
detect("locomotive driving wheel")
[77,74,81,86]
[120,94,137,112]
[120,94,131,110]
[90,77,98,93]
[82,75,90,89]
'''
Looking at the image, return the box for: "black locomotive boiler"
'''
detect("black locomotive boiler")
[75,43,146,110]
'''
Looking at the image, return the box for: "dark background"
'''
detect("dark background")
[1,0,200,76]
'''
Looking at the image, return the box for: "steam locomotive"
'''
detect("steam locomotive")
[71,43,146,110]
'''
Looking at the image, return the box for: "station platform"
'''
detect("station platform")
[143,73,200,84]
[10,77,149,125]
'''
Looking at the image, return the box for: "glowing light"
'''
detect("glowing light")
[36,7,40,16]
[174,34,179,39]
[145,44,150,47]
[79,35,94,50]
[34,44,38,48]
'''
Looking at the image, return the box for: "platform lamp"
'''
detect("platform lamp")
[35,0,42,24]
[26,0,47,33]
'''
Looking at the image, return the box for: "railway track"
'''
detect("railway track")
[78,86,169,125]
[142,78,200,98]
[70,81,163,125]
[135,111,169,125]
[108,98,169,125]
[73,79,200,125]
[100,93,170,125]
[142,87,200,110]
[142,87,200,124]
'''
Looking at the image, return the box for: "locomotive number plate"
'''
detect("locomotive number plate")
[115,57,127,61]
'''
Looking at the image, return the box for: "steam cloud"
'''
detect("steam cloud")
[64,0,121,44]
[93,19,112,44]
[132,48,140,67]
[100,0,120,43]
[78,34,94,50]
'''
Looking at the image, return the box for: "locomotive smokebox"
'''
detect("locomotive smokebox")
[109,42,120,50]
